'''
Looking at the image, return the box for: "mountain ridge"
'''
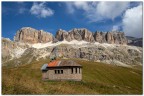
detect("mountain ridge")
[2,27,143,67]
[13,27,128,45]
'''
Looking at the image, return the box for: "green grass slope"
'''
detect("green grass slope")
[2,59,142,95]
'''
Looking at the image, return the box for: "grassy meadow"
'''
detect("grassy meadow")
[2,58,142,94]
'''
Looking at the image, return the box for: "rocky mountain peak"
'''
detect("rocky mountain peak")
[13,27,128,45]
[14,27,53,44]
[55,28,127,44]
[56,28,95,42]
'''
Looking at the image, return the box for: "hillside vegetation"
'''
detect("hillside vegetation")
[2,59,142,95]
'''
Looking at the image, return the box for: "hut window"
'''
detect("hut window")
[79,68,80,73]
[71,68,73,74]
[61,70,63,74]
[75,68,77,74]
[58,70,60,74]
[55,70,63,74]
[55,70,57,74]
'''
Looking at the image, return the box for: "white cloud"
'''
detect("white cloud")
[122,4,142,37]
[96,2,129,20]
[112,25,120,31]
[73,2,89,11]
[65,2,93,14]
[65,2,130,22]
[30,2,54,18]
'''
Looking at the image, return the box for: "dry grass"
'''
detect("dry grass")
[2,58,142,95]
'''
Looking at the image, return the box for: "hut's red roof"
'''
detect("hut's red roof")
[47,60,82,67]
[48,60,60,67]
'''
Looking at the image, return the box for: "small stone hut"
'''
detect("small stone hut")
[41,60,82,81]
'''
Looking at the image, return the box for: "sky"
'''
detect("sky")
[2,1,143,40]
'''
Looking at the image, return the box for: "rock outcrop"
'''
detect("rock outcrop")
[56,28,95,42]
[14,27,53,44]
[41,44,143,67]
[2,38,30,66]
[14,27,128,45]
[56,29,127,44]
[93,31,106,43]
[105,31,127,44]
[55,29,69,41]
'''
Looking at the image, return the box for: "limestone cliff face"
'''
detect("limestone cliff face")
[55,29,128,44]
[14,27,53,44]
[14,27,127,45]
[56,28,95,42]
[105,31,127,44]
[55,29,69,41]
[93,32,106,43]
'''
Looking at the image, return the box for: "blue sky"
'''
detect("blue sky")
[2,1,143,40]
